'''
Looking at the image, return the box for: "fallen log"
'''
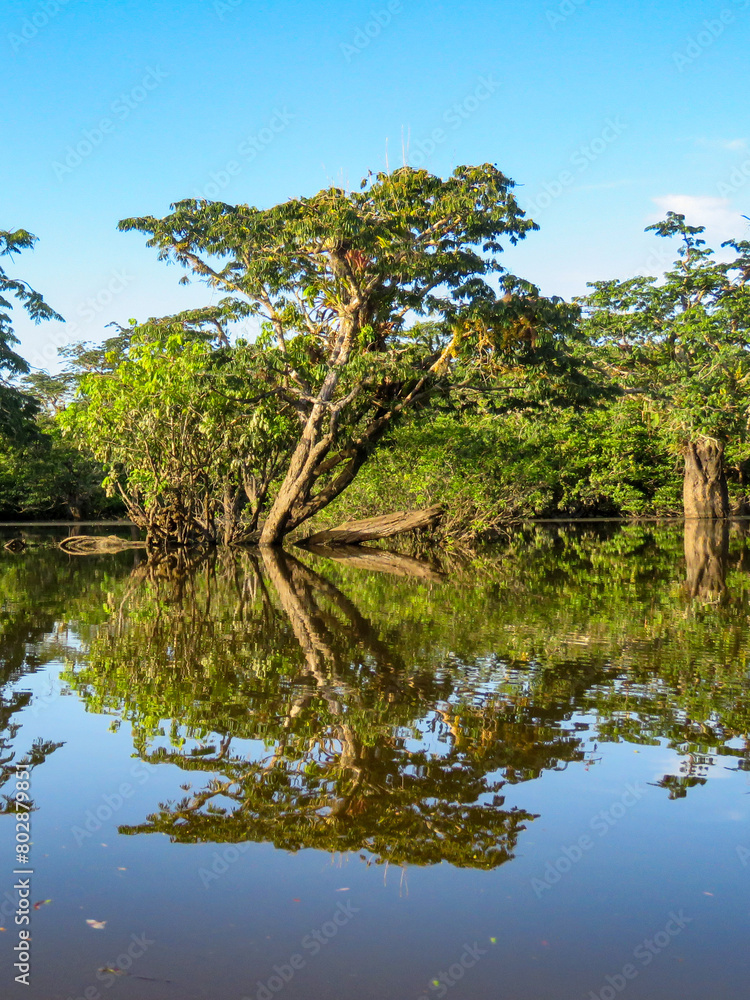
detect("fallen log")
[304,544,445,581]
[298,506,443,547]
[59,534,146,554]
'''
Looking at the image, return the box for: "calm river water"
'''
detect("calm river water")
[0,522,748,999]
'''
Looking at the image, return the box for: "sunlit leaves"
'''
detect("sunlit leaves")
[114,167,590,539]
[579,213,750,447]
[60,328,298,543]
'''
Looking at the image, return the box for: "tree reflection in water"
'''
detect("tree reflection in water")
[683,519,730,603]
[109,548,553,868]
[37,522,750,866]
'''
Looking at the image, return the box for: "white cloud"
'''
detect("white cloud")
[650,194,744,240]
[693,136,748,151]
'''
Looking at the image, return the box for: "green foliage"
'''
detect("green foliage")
[321,212,750,531]
[318,397,682,535]
[0,228,62,438]
[579,212,750,449]
[2,523,750,865]
[61,326,298,543]
[0,543,140,808]
[0,416,118,519]
[15,206,750,535]
[42,523,750,863]
[117,165,591,543]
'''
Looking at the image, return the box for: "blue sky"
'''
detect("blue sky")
[3,0,750,370]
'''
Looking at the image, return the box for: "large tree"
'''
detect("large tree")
[0,229,62,437]
[580,213,750,518]
[119,165,583,545]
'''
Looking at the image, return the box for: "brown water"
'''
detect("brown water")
[0,522,748,999]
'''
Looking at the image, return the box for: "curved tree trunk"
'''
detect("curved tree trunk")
[683,439,729,519]
[259,318,355,547]
[258,414,327,546]
[66,493,83,520]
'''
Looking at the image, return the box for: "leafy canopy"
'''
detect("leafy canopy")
[579,212,750,448]
[61,323,299,543]
[0,229,62,436]
[114,165,587,542]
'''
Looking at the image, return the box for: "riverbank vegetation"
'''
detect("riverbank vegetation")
[3,166,750,541]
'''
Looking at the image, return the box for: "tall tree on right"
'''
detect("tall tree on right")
[580,212,750,517]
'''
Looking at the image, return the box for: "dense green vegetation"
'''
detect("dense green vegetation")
[3,173,750,536]
[316,401,683,537]
[0,229,61,437]
[0,230,116,519]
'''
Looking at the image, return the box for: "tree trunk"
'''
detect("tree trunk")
[683,439,729,518]
[258,417,325,545]
[66,493,83,520]
[299,507,443,546]
[260,322,354,546]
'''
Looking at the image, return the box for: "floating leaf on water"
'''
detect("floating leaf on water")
[86,919,107,930]
[33,899,52,910]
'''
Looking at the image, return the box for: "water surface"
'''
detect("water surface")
[0,523,748,999]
